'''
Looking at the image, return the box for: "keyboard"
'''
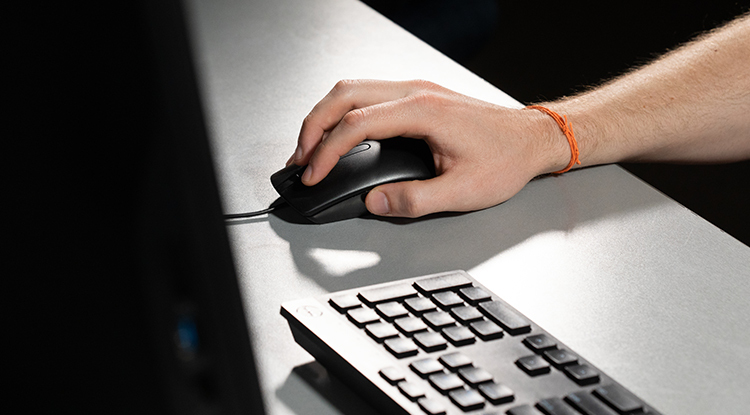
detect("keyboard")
[281,270,661,415]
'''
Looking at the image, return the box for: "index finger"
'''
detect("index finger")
[294,79,426,165]
[301,92,436,186]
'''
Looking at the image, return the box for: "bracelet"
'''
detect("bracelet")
[525,105,581,174]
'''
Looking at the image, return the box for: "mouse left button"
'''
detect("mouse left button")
[271,164,305,192]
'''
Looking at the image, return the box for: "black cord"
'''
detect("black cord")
[223,199,286,220]
[223,207,275,220]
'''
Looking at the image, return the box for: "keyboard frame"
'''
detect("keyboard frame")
[281,270,661,415]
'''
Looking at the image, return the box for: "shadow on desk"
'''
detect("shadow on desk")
[267,166,667,293]
[277,361,380,415]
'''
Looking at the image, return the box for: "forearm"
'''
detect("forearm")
[290,14,750,218]
[546,13,750,169]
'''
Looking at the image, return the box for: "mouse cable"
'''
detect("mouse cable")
[223,207,276,220]
[223,200,286,220]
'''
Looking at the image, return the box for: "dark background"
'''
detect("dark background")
[363,0,750,246]
[9,1,264,413]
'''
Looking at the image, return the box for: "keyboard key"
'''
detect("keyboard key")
[410,358,445,378]
[564,364,600,385]
[478,301,531,335]
[413,331,448,352]
[423,311,456,329]
[457,366,493,386]
[398,381,425,401]
[523,334,557,352]
[347,307,380,327]
[328,294,361,312]
[458,286,492,304]
[428,372,465,394]
[359,283,417,306]
[450,305,484,323]
[395,316,429,335]
[565,392,618,415]
[438,352,473,371]
[375,301,409,320]
[516,355,551,376]
[365,322,399,342]
[448,388,485,411]
[469,320,503,340]
[414,272,472,293]
[536,398,579,415]
[477,382,514,404]
[442,326,476,346]
[404,296,437,315]
[379,366,405,385]
[593,384,645,414]
[418,397,447,415]
[384,337,419,358]
[432,291,464,309]
[414,331,448,352]
[507,404,545,415]
[543,349,578,368]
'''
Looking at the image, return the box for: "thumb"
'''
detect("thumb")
[365,177,453,218]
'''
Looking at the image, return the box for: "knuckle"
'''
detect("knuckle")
[341,107,367,129]
[408,91,445,112]
[331,79,358,96]
[410,79,439,91]
[301,112,316,128]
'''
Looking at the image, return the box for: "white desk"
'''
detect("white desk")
[185,0,750,414]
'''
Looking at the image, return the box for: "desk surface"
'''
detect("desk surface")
[185,1,750,414]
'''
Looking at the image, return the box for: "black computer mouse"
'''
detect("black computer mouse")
[271,138,436,223]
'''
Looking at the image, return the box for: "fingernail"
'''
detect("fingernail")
[293,145,303,162]
[301,165,313,184]
[368,190,390,215]
[285,154,294,167]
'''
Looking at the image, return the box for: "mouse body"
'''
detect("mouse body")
[271,138,435,223]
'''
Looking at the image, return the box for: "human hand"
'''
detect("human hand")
[289,80,568,218]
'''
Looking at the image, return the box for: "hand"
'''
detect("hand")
[289,80,568,218]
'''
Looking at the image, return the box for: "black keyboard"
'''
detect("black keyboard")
[281,270,661,415]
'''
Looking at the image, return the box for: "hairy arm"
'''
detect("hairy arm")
[548,13,750,167]
[290,14,750,218]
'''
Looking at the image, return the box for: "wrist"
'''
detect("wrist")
[525,106,581,174]
[544,98,621,169]
[522,106,580,176]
